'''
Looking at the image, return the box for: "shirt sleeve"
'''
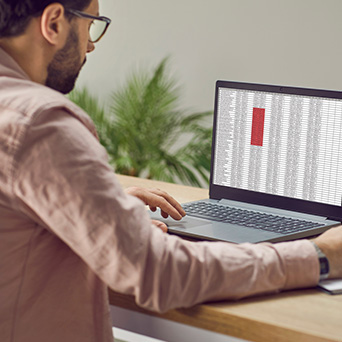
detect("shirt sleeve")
[12,109,320,313]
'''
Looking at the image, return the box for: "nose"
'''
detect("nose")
[87,41,95,53]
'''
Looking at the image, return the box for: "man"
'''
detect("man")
[0,0,341,341]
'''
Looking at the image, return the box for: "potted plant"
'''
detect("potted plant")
[69,58,212,187]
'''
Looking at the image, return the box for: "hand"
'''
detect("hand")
[125,186,186,221]
[313,225,342,279]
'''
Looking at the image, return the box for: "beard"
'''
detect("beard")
[45,28,86,94]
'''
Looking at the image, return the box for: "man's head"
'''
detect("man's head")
[0,0,92,38]
[0,0,110,94]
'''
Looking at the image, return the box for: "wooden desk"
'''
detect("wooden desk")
[110,175,342,342]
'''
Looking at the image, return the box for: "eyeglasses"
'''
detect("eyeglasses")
[65,8,111,43]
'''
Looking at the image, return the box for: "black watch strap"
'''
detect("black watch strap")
[311,241,330,281]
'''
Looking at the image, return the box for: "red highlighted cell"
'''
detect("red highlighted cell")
[251,107,265,146]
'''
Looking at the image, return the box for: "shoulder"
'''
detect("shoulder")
[0,76,97,138]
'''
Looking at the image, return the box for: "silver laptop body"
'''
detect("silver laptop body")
[150,81,342,243]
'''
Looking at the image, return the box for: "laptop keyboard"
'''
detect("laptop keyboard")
[183,202,322,234]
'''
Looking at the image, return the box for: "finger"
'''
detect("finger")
[148,188,186,219]
[151,220,168,233]
[126,187,186,220]
[161,210,169,219]
[153,197,184,220]
[149,206,157,212]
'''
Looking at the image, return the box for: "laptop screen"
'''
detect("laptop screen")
[212,81,342,207]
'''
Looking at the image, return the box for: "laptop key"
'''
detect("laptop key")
[183,202,321,234]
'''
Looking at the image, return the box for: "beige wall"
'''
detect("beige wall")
[77,0,342,112]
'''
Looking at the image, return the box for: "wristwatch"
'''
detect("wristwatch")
[311,241,330,281]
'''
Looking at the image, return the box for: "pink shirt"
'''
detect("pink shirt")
[0,48,319,342]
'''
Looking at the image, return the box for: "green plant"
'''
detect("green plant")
[69,58,213,187]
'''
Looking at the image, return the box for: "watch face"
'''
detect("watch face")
[320,257,330,276]
[312,242,330,280]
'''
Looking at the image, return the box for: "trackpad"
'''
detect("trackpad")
[186,222,276,243]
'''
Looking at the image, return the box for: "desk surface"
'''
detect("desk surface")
[110,175,342,342]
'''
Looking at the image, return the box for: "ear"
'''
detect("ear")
[40,3,69,46]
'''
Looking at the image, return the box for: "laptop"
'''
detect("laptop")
[150,80,342,243]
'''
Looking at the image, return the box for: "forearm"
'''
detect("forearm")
[133,231,319,312]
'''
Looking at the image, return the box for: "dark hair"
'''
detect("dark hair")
[0,0,92,37]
